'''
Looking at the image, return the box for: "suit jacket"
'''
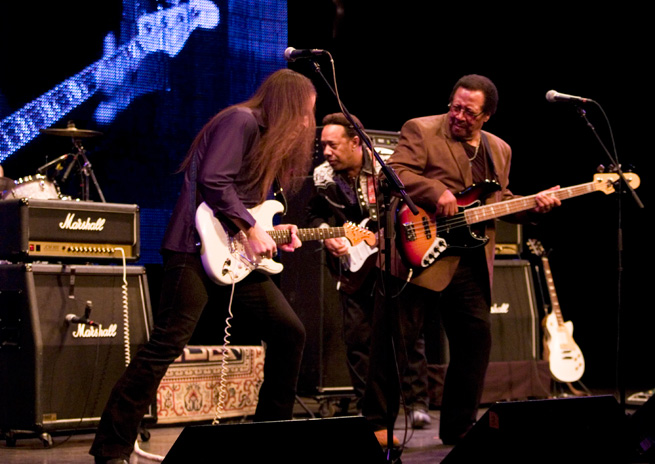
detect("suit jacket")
[386,113,514,293]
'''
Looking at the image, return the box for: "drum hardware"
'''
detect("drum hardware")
[1,174,61,201]
[36,153,71,175]
[39,121,106,203]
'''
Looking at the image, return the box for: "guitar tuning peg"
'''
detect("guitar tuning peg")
[596,164,605,173]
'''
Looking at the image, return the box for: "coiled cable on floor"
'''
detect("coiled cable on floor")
[212,280,237,425]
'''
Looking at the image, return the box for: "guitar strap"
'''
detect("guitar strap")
[189,151,201,249]
[360,149,380,222]
[480,133,498,182]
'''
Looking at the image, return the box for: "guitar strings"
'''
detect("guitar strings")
[399,214,470,242]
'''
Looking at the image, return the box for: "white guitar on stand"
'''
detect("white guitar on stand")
[528,239,585,383]
[196,200,376,285]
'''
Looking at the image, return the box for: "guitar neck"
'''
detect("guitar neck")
[268,227,345,245]
[1,0,219,161]
[0,39,143,159]
[464,181,598,225]
[541,256,565,326]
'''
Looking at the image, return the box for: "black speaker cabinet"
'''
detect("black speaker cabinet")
[626,395,655,461]
[0,263,154,438]
[162,416,385,463]
[278,173,352,396]
[442,395,627,463]
[490,259,539,362]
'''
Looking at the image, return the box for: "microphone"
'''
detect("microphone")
[65,300,98,326]
[65,314,98,326]
[283,47,326,62]
[61,154,77,183]
[36,154,70,174]
[546,90,594,104]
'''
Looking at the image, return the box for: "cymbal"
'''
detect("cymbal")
[40,125,103,138]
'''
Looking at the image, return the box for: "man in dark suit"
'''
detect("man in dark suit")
[364,75,560,445]
[308,113,431,446]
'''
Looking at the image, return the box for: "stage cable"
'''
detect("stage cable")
[212,280,237,425]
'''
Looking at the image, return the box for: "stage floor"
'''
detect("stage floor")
[0,390,649,464]
[0,396,450,464]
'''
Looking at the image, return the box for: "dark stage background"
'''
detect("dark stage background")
[285,1,652,394]
[1,1,652,395]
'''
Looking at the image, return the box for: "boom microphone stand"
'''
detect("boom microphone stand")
[563,97,644,411]
[297,50,418,462]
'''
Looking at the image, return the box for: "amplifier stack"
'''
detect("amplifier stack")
[0,197,151,445]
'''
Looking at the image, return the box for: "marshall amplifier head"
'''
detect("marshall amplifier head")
[0,198,140,262]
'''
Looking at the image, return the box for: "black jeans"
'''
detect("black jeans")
[90,251,305,460]
[340,271,429,414]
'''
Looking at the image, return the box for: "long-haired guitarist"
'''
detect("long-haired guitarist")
[90,69,317,464]
[366,75,560,447]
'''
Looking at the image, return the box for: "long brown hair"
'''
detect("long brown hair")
[180,69,316,203]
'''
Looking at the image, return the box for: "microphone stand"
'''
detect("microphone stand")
[573,103,644,412]
[305,56,418,462]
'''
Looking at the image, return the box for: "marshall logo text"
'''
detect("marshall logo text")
[71,323,118,338]
[59,212,107,231]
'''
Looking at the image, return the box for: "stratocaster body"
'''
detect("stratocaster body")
[196,200,284,285]
[196,200,376,285]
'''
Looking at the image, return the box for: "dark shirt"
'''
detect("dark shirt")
[161,106,265,253]
[307,149,383,229]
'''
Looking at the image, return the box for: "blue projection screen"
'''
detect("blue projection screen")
[0,0,288,263]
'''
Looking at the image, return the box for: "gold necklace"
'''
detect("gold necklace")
[467,143,480,163]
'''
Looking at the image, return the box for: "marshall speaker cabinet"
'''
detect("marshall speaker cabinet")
[0,263,154,443]
[0,198,140,262]
[489,259,540,362]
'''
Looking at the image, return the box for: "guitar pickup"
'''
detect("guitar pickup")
[403,222,416,242]
[422,216,432,240]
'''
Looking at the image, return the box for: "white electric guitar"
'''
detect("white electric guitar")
[528,239,585,383]
[339,218,378,273]
[196,200,376,285]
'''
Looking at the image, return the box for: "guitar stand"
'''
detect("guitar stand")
[551,380,591,398]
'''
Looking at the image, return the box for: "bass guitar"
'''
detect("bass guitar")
[396,172,640,268]
[528,239,585,383]
[196,200,376,285]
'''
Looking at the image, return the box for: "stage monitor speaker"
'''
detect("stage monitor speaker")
[442,395,627,463]
[490,259,539,362]
[626,394,655,461]
[0,263,154,436]
[162,416,385,463]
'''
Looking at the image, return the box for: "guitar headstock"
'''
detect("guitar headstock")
[527,238,546,257]
[343,223,377,247]
[593,172,640,195]
[137,0,220,57]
